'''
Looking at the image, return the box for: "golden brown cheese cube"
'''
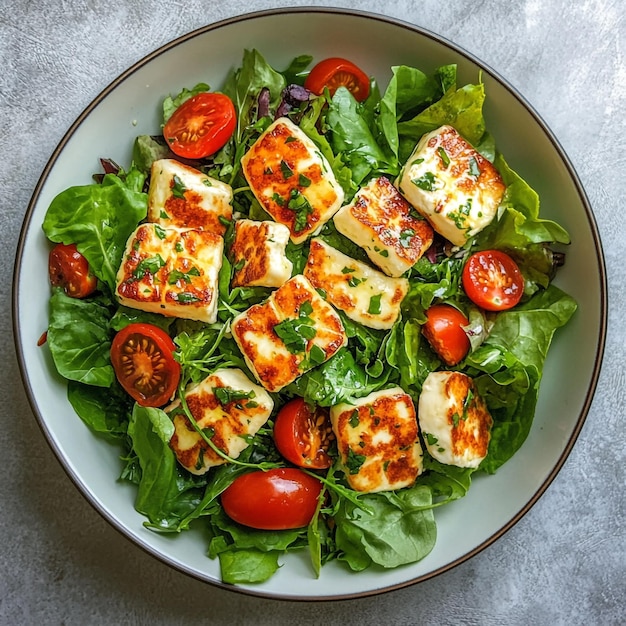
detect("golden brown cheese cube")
[230,219,292,288]
[231,275,347,392]
[330,387,423,493]
[396,125,505,246]
[240,117,344,244]
[418,371,492,468]
[116,224,222,323]
[304,238,409,330]
[333,176,434,277]
[167,368,274,475]
[148,159,233,235]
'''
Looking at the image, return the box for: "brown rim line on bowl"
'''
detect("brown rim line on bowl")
[12,7,607,601]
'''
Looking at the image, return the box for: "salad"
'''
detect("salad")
[41,49,577,585]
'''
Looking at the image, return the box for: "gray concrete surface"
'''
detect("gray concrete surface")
[2,0,624,624]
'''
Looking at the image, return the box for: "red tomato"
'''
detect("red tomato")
[48,243,97,298]
[110,323,180,407]
[273,398,334,469]
[462,249,524,311]
[163,92,236,159]
[221,468,322,530]
[422,304,471,366]
[304,57,370,102]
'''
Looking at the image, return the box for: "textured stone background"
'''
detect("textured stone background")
[2,0,624,624]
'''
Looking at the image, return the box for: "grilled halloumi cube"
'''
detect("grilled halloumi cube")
[333,176,434,277]
[230,219,292,288]
[418,371,492,468]
[116,223,223,323]
[167,368,273,475]
[396,125,505,246]
[330,387,423,493]
[240,117,344,244]
[148,159,233,234]
[304,238,409,330]
[231,275,347,392]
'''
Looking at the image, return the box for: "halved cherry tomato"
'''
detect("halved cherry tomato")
[304,57,370,102]
[163,92,236,159]
[462,249,524,311]
[273,398,334,469]
[110,323,180,407]
[221,468,322,530]
[422,304,471,366]
[48,243,97,299]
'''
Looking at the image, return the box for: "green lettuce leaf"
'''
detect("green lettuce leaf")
[42,173,148,291]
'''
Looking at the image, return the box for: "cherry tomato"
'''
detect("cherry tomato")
[221,468,322,530]
[462,249,524,311]
[48,243,97,299]
[422,304,471,366]
[110,323,180,407]
[273,398,334,469]
[304,57,370,102]
[163,92,236,159]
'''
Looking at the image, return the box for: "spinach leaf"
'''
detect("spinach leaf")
[326,87,398,185]
[67,380,132,441]
[335,484,436,571]
[47,288,115,387]
[128,405,203,529]
[218,548,281,585]
[378,65,442,158]
[42,173,148,291]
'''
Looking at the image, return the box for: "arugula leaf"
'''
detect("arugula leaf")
[42,173,148,291]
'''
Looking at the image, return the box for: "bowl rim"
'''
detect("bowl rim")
[12,6,608,601]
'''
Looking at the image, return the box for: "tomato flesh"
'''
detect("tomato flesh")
[462,249,524,311]
[304,57,370,102]
[48,243,97,298]
[273,398,334,469]
[163,92,236,159]
[221,468,322,530]
[110,323,180,407]
[422,304,471,366]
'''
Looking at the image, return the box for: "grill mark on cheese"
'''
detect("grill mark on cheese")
[333,176,434,277]
[241,118,344,243]
[168,368,273,475]
[330,388,423,493]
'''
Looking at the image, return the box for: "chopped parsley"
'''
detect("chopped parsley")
[411,171,437,192]
[341,266,355,274]
[272,192,285,207]
[159,210,170,220]
[284,135,297,144]
[468,156,481,178]
[175,292,201,303]
[348,275,365,287]
[287,189,313,231]
[167,266,200,285]
[273,300,317,355]
[399,228,415,248]
[298,173,312,188]
[214,386,256,408]
[280,159,294,180]
[171,174,187,199]
[154,224,167,240]
[202,178,213,187]
[424,433,439,446]
[349,410,360,428]
[346,448,367,475]
[133,254,165,279]
[437,146,450,168]
[368,293,382,315]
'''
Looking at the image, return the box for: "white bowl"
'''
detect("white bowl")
[13,8,607,600]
